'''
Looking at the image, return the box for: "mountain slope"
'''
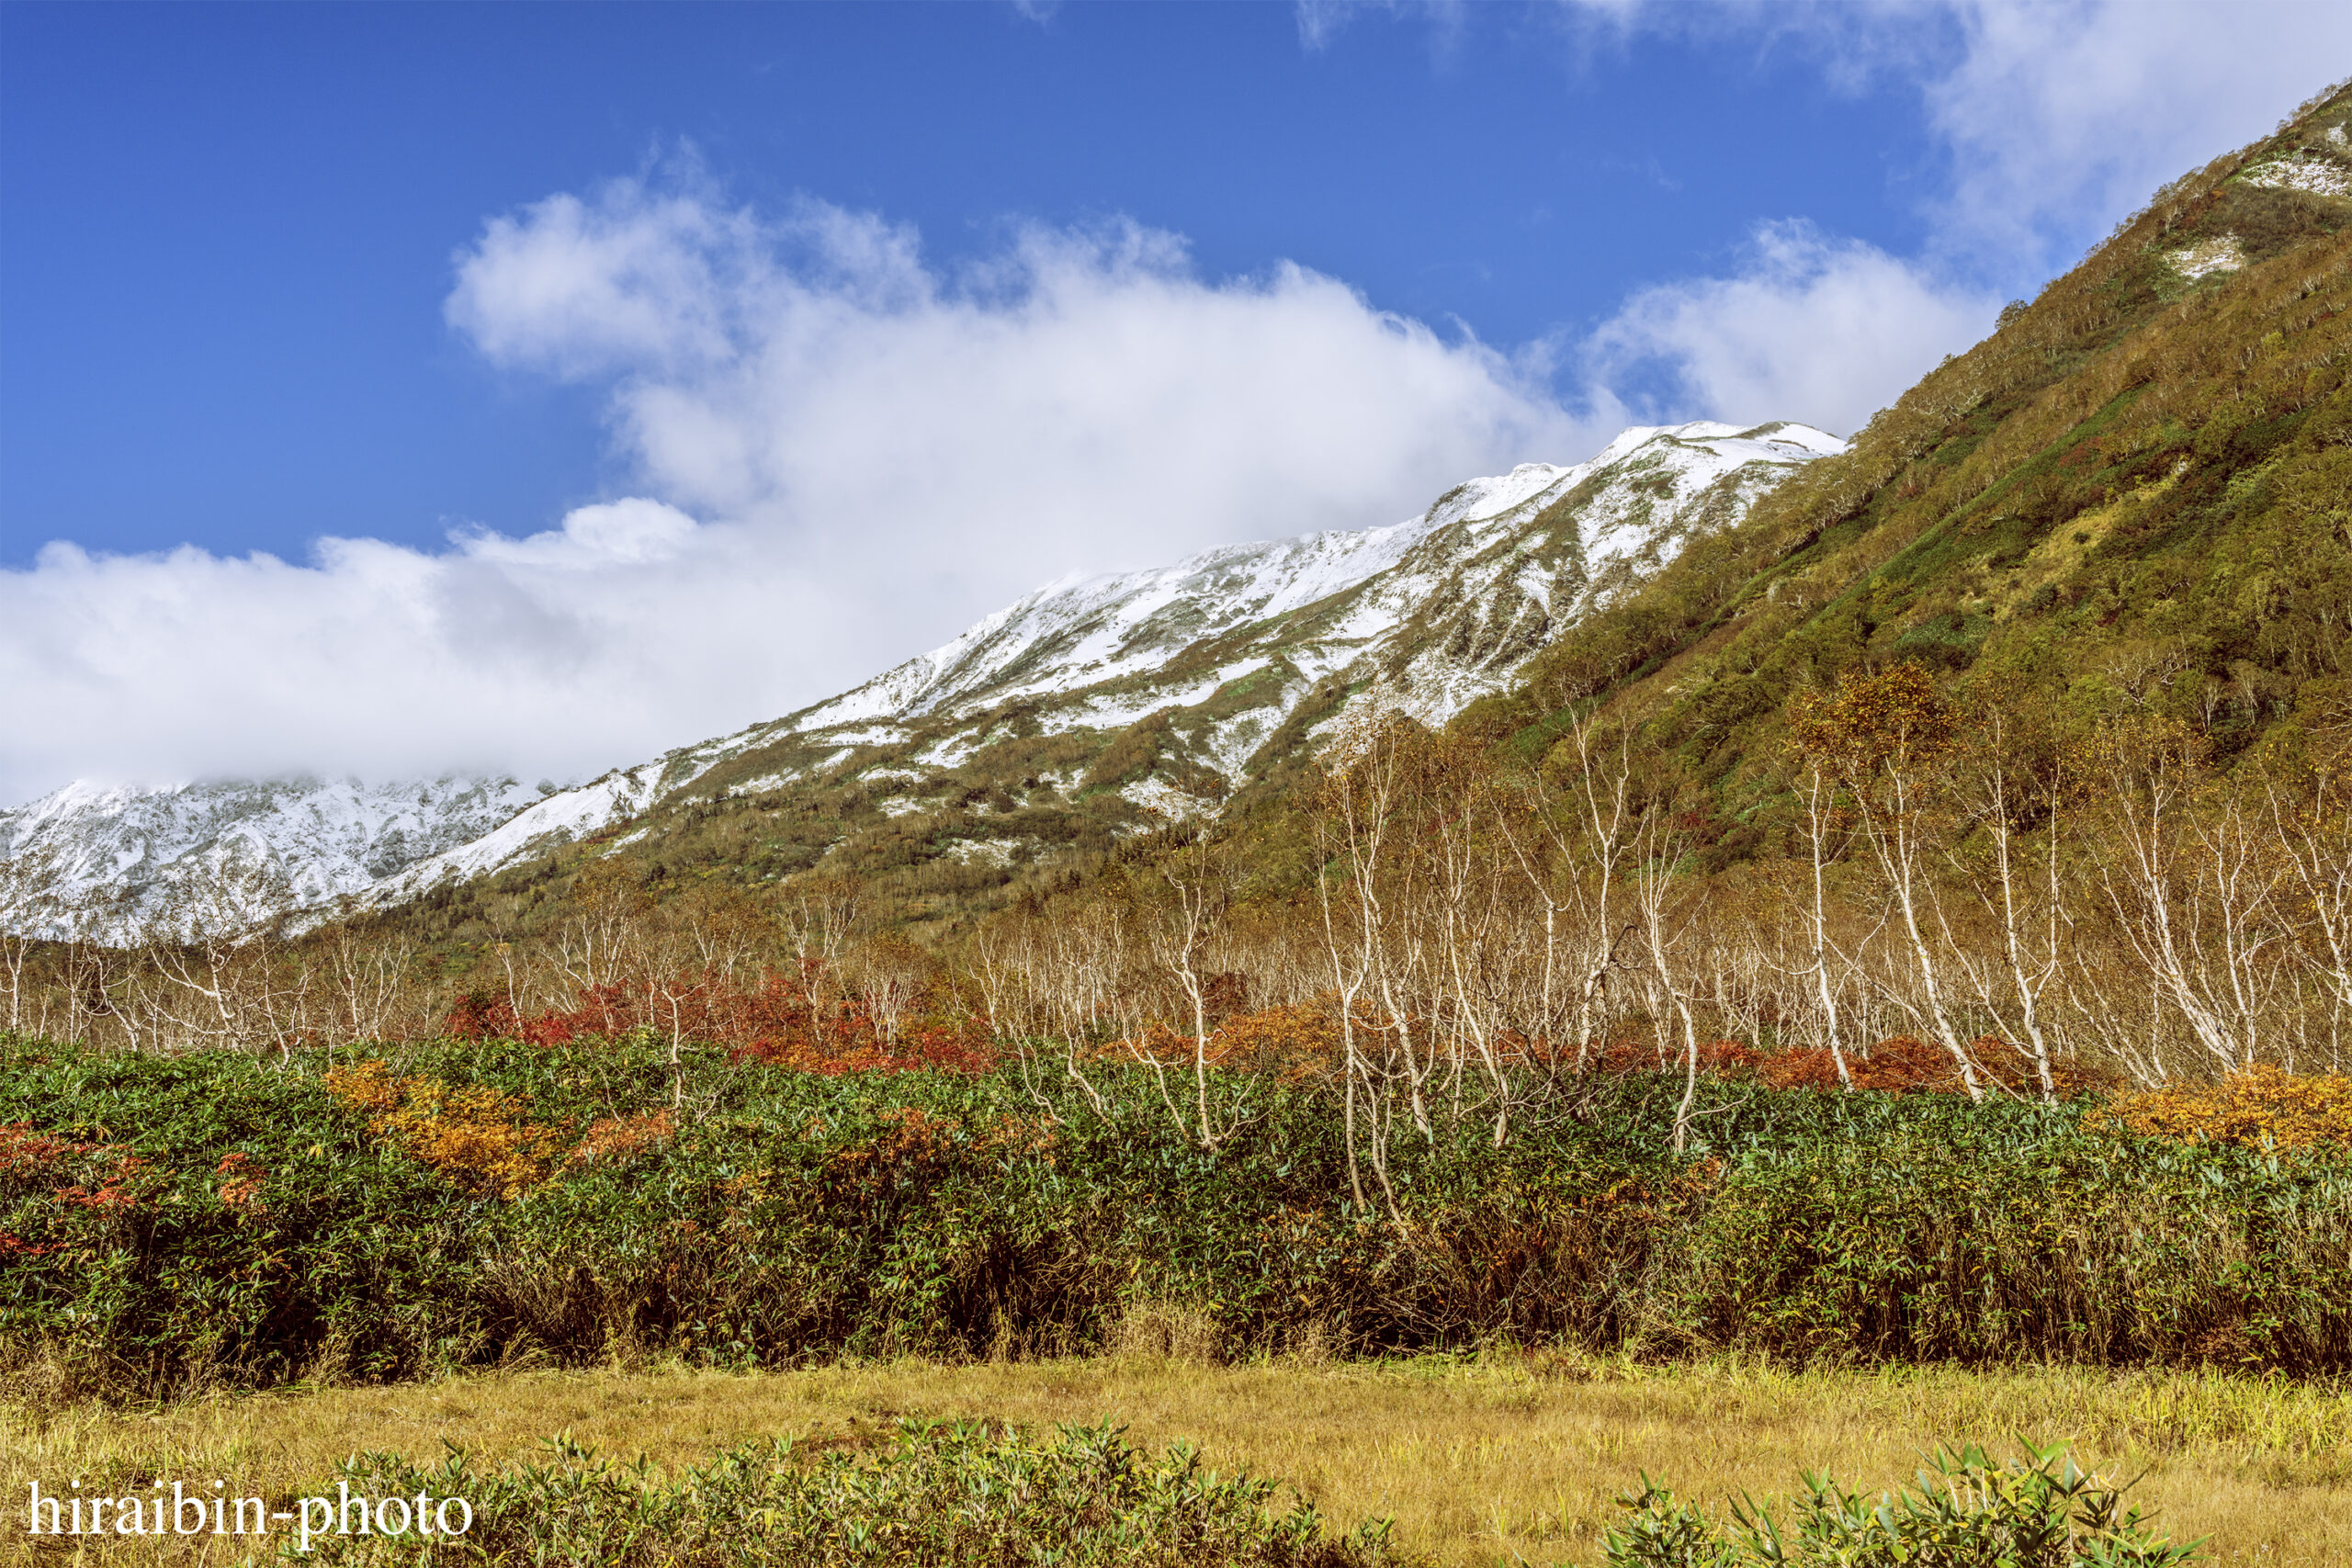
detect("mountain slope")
[1463,81,2352,860]
[356,420,1838,921]
[787,422,1839,739]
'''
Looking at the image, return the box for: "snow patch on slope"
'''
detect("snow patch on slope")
[2166,234,2248,279]
[2244,153,2352,198]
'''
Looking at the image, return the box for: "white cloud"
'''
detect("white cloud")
[1581,220,1996,437]
[1914,2,2352,271]
[1295,0,1476,52]
[0,183,1589,806]
[1404,0,2343,435]
[443,186,1595,576]
[459,497,700,569]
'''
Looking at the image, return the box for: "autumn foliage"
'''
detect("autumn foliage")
[567,1108,675,1169]
[2101,1065,2352,1151]
[445,965,998,1077]
[1109,1000,1346,1083]
[324,1060,566,1201]
[0,1119,156,1261]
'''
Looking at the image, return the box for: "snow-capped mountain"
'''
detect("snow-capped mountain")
[365,420,1841,902]
[5,420,1842,937]
[0,775,542,940]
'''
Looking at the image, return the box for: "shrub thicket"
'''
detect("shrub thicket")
[5,1035,2349,1399]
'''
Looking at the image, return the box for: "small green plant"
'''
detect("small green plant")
[1603,1442,2202,1567]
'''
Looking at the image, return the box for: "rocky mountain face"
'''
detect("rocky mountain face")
[6,420,1841,937]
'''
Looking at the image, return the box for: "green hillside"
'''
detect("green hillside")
[1468,84,2352,838]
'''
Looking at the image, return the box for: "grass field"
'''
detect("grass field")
[5,1351,2346,1565]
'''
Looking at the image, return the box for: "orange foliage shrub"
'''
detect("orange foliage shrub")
[1109,1002,1347,1082]
[1102,1019,1197,1068]
[57,1155,148,1213]
[214,1150,266,1209]
[731,1014,997,1076]
[1,1122,147,1231]
[1752,1035,2104,1096]
[325,1061,565,1200]
[826,1105,1057,1195]
[447,966,1001,1077]
[568,1109,675,1169]
[2101,1065,2352,1151]
[1211,1003,1343,1083]
[1758,1036,1972,1093]
[0,1122,79,1175]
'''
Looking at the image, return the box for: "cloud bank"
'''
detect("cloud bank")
[1498,0,2347,440]
[1534,0,2352,277]
[1908,1,2352,270]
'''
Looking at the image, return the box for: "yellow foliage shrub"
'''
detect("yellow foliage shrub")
[322,1059,400,1115]
[1209,1003,1341,1084]
[2100,1065,2352,1152]
[324,1061,565,1199]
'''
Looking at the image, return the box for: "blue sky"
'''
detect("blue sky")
[2,1,2345,800]
[2,3,1945,564]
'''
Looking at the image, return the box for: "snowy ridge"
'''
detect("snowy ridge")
[793,515,1441,731]
[0,775,540,939]
[789,422,1834,739]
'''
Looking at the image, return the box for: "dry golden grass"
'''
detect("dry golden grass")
[3,1351,2346,1565]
